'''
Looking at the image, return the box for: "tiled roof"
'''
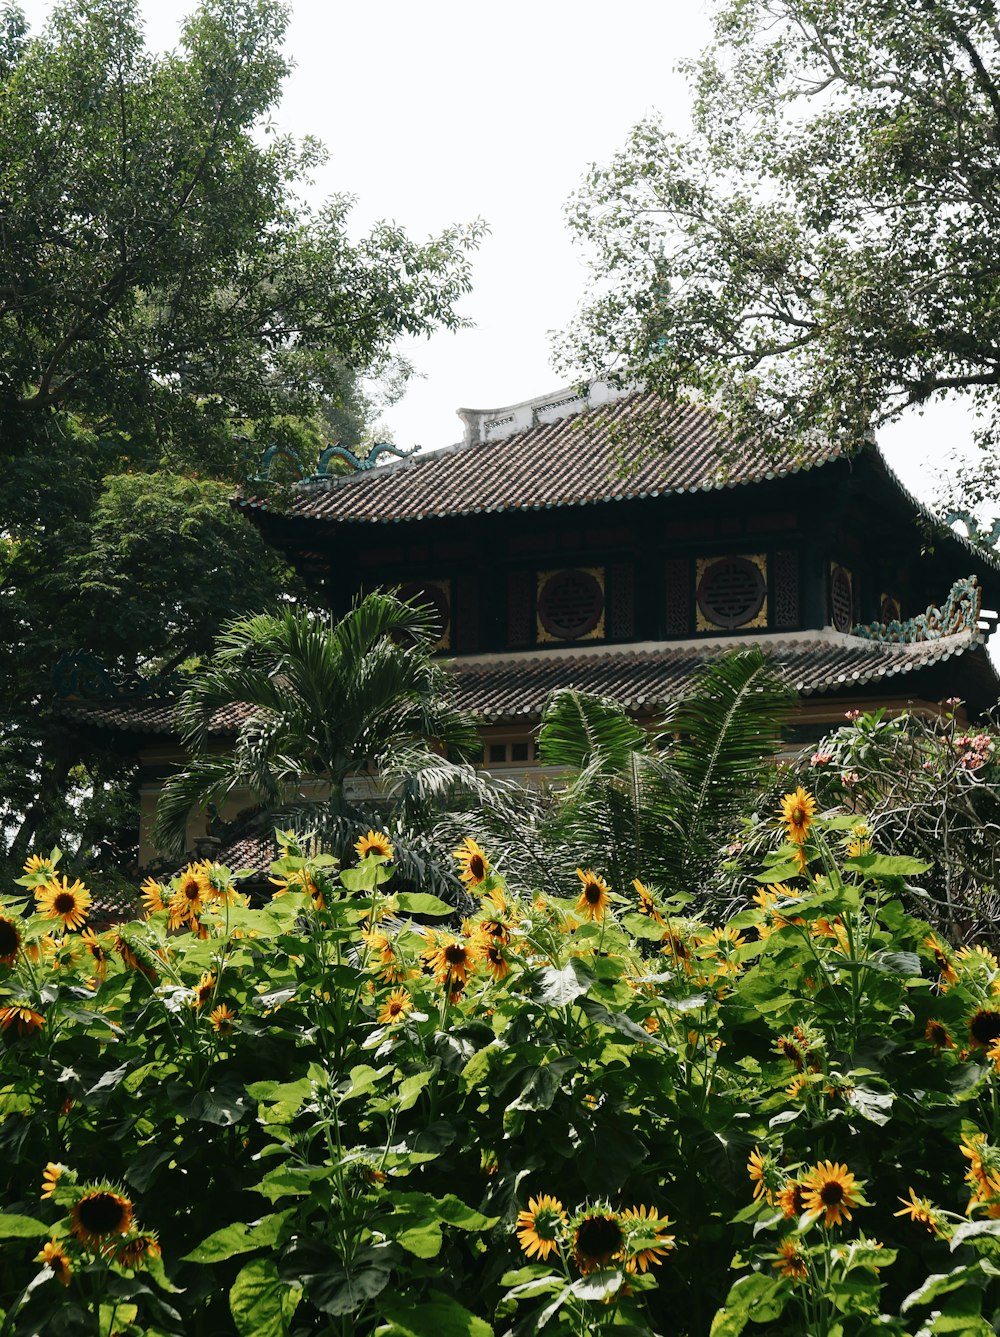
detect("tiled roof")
[236,390,842,527]
[65,699,253,736]
[451,631,992,723]
[66,631,993,735]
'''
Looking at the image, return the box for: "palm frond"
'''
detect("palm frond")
[537,689,647,773]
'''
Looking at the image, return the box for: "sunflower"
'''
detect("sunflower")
[660,930,692,972]
[894,1187,942,1235]
[779,786,817,844]
[378,989,413,1025]
[41,1162,68,1200]
[572,1209,624,1274]
[35,877,91,931]
[79,929,110,980]
[925,1018,954,1052]
[111,1232,161,1270]
[0,1003,44,1036]
[113,932,158,982]
[191,971,217,1010]
[426,935,479,986]
[355,830,394,861]
[925,933,959,986]
[747,1148,778,1203]
[210,1003,236,1035]
[24,853,56,878]
[454,837,489,888]
[481,941,511,982]
[633,879,665,925]
[0,914,20,966]
[574,868,611,922]
[801,1161,862,1228]
[139,877,165,916]
[515,1194,567,1261]
[270,869,325,909]
[772,1239,808,1280]
[35,1239,72,1286]
[620,1204,675,1273]
[70,1188,133,1245]
[970,1008,1000,1048]
[778,1180,807,1219]
[168,864,211,928]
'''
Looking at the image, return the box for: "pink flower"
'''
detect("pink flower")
[845,709,862,723]
[841,770,860,786]
[810,751,833,767]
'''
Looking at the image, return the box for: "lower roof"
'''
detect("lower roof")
[66,628,998,736]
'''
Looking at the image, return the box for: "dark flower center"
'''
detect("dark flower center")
[469,855,485,879]
[182,881,200,901]
[819,1182,844,1207]
[971,1010,1000,1045]
[792,807,806,825]
[576,1215,623,1260]
[584,882,602,904]
[444,944,467,966]
[0,920,19,956]
[53,893,76,915]
[78,1192,128,1234]
[928,1022,947,1044]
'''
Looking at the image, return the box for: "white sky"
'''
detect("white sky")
[19,0,982,510]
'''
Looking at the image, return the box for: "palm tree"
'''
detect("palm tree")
[436,648,794,907]
[153,593,480,856]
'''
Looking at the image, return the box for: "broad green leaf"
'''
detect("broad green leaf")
[0,1215,49,1238]
[569,1268,622,1300]
[536,959,593,1006]
[901,1264,983,1310]
[307,1258,393,1315]
[394,1220,443,1258]
[229,1259,301,1337]
[394,893,455,916]
[183,1211,293,1263]
[951,1220,1000,1249]
[379,1292,493,1337]
[844,853,931,878]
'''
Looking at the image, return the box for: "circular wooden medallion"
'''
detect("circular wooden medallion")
[537,569,604,640]
[696,557,766,629]
[830,566,853,633]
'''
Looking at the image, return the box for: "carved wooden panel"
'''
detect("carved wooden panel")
[774,550,799,629]
[608,563,634,640]
[664,557,691,636]
[536,567,605,642]
[697,556,767,630]
[830,564,854,633]
[453,573,479,652]
[507,570,535,647]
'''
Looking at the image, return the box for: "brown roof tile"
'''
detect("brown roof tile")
[236,391,840,527]
[65,700,253,736]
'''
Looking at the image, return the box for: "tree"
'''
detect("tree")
[438,650,793,909]
[0,0,484,875]
[560,0,1000,460]
[153,594,481,856]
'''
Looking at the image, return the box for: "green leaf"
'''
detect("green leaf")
[536,959,594,1006]
[844,853,931,878]
[306,1256,394,1315]
[394,893,456,917]
[380,1293,493,1337]
[229,1259,301,1337]
[394,1221,443,1259]
[951,1220,1000,1249]
[0,1215,49,1239]
[183,1211,293,1263]
[569,1269,622,1301]
[753,863,804,884]
[901,1263,984,1309]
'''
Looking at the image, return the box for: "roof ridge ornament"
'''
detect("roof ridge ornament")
[944,508,1000,550]
[853,575,985,643]
[314,441,419,476]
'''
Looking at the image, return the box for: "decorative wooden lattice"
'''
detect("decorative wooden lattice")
[830,565,853,633]
[774,550,799,629]
[537,569,604,641]
[507,570,535,647]
[453,573,479,652]
[697,557,766,630]
[608,563,634,640]
[664,558,691,636]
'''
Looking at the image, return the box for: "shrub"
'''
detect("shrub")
[3,805,1000,1333]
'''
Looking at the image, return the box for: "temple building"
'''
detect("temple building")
[66,380,1000,865]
